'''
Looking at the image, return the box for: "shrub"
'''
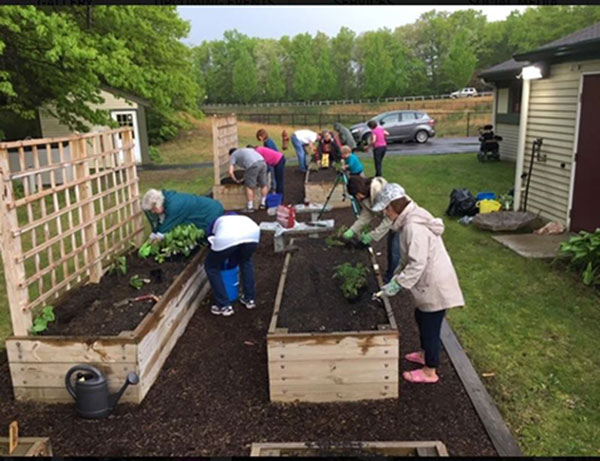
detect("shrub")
[558,229,600,286]
[149,145,163,164]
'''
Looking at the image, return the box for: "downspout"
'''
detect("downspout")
[513,77,531,211]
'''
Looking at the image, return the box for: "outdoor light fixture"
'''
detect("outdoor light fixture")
[520,63,547,80]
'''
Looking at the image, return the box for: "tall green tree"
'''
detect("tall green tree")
[331,27,357,99]
[439,29,478,92]
[232,46,258,103]
[313,32,337,100]
[290,33,319,101]
[358,30,394,99]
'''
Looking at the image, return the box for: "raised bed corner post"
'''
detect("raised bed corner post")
[71,137,102,283]
[0,146,32,336]
[122,129,144,248]
[212,115,221,186]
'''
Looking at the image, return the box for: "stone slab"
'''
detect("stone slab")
[492,233,570,259]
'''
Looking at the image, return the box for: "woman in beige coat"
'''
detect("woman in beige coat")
[373,183,465,384]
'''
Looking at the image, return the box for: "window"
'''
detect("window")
[496,83,522,125]
[380,114,398,125]
[115,113,134,127]
[401,112,416,121]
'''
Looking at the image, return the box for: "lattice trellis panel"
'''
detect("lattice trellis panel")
[0,128,144,335]
[212,115,238,185]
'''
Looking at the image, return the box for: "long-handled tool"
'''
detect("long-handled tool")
[113,294,160,309]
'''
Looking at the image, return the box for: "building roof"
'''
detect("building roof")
[100,85,151,107]
[479,21,600,81]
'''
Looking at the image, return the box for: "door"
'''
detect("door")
[379,112,401,141]
[397,112,418,140]
[571,74,600,232]
[111,110,142,163]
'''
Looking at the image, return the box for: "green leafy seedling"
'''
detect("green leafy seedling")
[326,225,349,248]
[129,275,146,290]
[144,224,206,263]
[333,262,369,299]
[31,305,55,335]
[109,255,127,275]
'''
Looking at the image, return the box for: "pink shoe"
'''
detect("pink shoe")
[404,351,425,365]
[403,368,439,384]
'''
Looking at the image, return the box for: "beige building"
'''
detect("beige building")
[479,22,600,232]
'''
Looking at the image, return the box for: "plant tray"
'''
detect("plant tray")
[5,249,209,404]
[267,239,399,403]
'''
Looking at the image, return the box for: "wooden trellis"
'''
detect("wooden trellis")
[212,114,238,185]
[0,128,144,336]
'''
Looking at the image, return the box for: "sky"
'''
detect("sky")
[177,5,531,45]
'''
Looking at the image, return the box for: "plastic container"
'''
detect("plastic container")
[476,199,502,214]
[476,191,497,201]
[220,264,239,302]
[266,193,283,209]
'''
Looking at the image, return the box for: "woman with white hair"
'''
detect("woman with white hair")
[373,183,464,384]
[141,189,224,241]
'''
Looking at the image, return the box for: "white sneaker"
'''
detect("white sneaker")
[210,305,222,315]
[240,297,256,309]
[211,305,234,316]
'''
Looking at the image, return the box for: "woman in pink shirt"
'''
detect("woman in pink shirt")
[368,120,390,177]
[251,145,286,196]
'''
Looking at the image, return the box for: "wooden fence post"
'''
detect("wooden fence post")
[0,147,32,335]
[72,138,103,283]
[466,112,471,137]
[212,116,221,186]
[122,129,144,247]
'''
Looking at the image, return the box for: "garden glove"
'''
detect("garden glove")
[360,232,373,245]
[382,278,402,297]
[342,229,354,240]
[149,232,164,242]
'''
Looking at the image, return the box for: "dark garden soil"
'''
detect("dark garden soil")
[0,166,497,456]
[278,239,388,333]
[42,248,200,336]
[307,166,338,183]
[220,169,244,185]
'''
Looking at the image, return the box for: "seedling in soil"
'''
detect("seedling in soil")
[333,262,369,300]
[326,225,349,248]
[31,305,55,334]
[129,275,149,290]
[108,255,127,276]
[138,224,205,263]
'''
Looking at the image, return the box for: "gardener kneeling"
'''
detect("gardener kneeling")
[141,189,224,242]
[373,183,465,384]
[344,176,402,283]
[205,214,260,317]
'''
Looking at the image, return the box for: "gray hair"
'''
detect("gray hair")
[142,188,164,211]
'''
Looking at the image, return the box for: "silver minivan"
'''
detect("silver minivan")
[350,110,436,146]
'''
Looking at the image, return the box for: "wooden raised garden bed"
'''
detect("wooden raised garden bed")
[210,115,265,210]
[0,437,53,456]
[304,168,350,208]
[250,441,449,457]
[0,130,208,403]
[267,239,399,403]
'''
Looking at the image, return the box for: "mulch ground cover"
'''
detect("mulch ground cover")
[278,239,388,333]
[0,165,496,456]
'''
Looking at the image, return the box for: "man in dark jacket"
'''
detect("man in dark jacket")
[141,189,224,241]
[333,122,357,150]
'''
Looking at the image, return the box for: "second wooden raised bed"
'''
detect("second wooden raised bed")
[267,240,399,403]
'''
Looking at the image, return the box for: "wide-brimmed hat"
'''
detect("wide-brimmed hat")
[372,183,406,212]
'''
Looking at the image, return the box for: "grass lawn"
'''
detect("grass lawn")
[365,154,599,456]
[0,152,598,455]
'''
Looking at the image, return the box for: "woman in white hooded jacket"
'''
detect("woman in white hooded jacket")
[373,183,465,384]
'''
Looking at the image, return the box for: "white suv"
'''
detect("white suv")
[450,87,478,98]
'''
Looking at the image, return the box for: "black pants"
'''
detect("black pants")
[414,308,446,368]
[373,146,387,177]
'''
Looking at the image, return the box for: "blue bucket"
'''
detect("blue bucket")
[220,265,239,302]
[266,193,283,209]
[476,191,496,201]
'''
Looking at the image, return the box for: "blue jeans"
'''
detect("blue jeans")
[414,308,446,368]
[291,134,308,172]
[385,230,402,283]
[205,242,258,308]
[268,165,277,191]
[273,156,286,195]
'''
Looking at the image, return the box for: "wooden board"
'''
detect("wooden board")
[270,382,396,402]
[212,115,238,185]
[304,182,350,208]
[250,441,448,456]
[0,437,53,456]
[212,184,262,210]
